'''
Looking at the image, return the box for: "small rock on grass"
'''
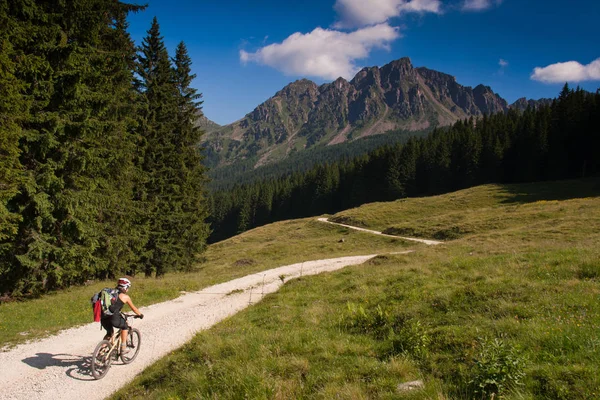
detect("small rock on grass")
[397,380,424,392]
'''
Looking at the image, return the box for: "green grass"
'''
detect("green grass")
[112,178,600,399]
[330,178,600,235]
[0,218,413,348]
[4,178,600,398]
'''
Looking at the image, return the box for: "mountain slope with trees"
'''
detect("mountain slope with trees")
[208,85,600,242]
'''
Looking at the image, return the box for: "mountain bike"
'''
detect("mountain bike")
[91,313,142,380]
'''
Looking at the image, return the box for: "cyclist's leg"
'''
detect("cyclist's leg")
[112,314,129,353]
[120,327,128,346]
[100,317,114,341]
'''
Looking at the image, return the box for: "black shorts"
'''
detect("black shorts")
[100,313,128,336]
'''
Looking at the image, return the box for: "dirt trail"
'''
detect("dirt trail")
[0,254,410,400]
[317,218,443,245]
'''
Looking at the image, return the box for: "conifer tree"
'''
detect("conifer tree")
[92,5,147,278]
[0,2,28,284]
[255,183,274,226]
[237,196,252,234]
[137,20,209,276]
[384,146,406,199]
[312,164,336,213]
[0,0,62,295]
[397,139,419,196]
[171,41,210,270]
[2,0,144,295]
[547,83,573,179]
[137,17,178,276]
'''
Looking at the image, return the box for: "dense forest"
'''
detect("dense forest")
[0,1,209,297]
[207,129,430,190]
[208,86,600,242]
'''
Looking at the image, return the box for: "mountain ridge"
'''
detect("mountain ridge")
[203,57,550,169]
[194,113,221,134]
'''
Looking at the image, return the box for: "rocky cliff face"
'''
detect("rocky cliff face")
[203,57,542,168]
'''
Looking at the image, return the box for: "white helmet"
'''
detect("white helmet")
[117,277,131,291]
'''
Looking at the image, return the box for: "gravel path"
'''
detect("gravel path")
[317,218,443,245]
[0,253,412,400]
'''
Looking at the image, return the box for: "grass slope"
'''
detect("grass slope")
[114,178,600,399]
[0,219,411,348]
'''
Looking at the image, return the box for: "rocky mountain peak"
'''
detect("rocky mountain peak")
[333,76,349,87]
[194,113,221,134]
[472,84,508,115]
[380,58,417,91]
[203,57,549,169]
[323,77,352,96]
[473,84,493,94]
[350,66,382,90]
[276,79,319,98]
[384,57,414,71]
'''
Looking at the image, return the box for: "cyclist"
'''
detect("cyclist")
[101,277,143,355]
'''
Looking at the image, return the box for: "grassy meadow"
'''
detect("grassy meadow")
[113,178,600,399]
[0,216,412,348]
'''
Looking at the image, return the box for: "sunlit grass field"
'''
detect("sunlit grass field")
[113,178,600,399]
[0,217,412,348]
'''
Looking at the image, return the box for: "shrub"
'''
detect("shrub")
[469,337,527,399]
[342,303,430,360]
[342,303,391,339]
[389,319,430,360]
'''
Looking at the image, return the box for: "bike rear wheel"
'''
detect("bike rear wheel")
[121,328,141,364]
[91,340,113,379]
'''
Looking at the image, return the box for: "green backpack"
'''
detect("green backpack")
[91,288,118,321]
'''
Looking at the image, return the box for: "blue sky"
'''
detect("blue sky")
[126,0,600,125]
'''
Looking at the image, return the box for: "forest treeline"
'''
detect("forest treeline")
[207,129,429,191]
[0,1,209,297]
[208,86,600,243]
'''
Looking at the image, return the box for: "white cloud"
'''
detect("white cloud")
[333,0,442,29]
[499,59,508,67]
[240,24,400,80]
[462,0,503,12]
[531,58,600,83]
[398,0,442,14]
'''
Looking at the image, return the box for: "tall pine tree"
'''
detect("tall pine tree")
[137,20,209,276]
[172,41,210,271]
[0,0,28,279]
[2,0,144,295]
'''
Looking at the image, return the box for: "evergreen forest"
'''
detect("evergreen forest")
[0,1,209,297]
[207,128,429,191]
[208,86,600,243]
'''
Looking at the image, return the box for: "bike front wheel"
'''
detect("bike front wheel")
[91,340,113,379]
[121,328,141,364]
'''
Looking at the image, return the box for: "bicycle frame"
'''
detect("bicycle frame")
[105,328,126,356]
[91,313,141,379]
[105,314,134,354]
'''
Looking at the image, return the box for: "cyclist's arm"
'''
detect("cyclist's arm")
[123,294,142,316]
